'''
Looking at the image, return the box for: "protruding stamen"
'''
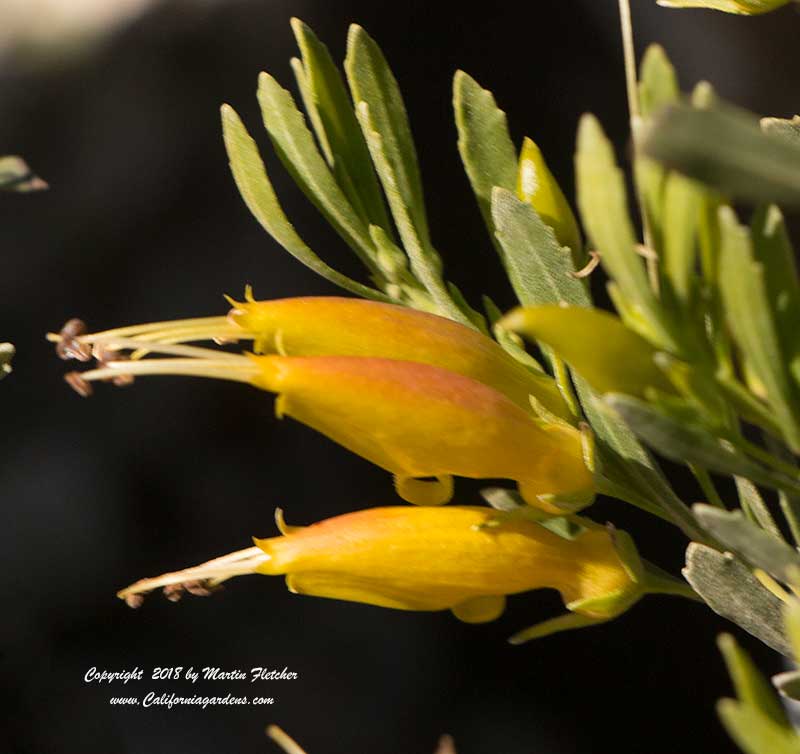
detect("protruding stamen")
[117,545,269,606]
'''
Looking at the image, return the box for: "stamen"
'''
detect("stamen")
[117,545,269,606]
[76,357,261,389]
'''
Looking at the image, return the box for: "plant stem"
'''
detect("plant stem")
[690,465,726,509]
[617,0,659,292]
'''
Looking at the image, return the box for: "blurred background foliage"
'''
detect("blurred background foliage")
[1,1,799,752]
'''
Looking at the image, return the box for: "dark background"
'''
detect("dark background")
[1,1,798,752]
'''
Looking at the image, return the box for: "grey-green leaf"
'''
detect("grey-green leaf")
[491,188,590,308]
[605,393,800,496]
[453,71,518,243]
[221,104,389,302]
[256,72,379,273]
[643,103,800,207]
[345,24,430,249]
[290,19,392,232]
[662,172,703,303]
[693,504,800,582]
[576,115,675,351]
[684,544,790,655]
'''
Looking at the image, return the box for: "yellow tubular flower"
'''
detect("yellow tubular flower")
[117,506,648,641]
[250,355,593,511]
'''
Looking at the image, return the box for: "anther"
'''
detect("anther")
[56,319,93,361]
[124,593,145,609]
[64,371,93,397]
[92,344,135,388]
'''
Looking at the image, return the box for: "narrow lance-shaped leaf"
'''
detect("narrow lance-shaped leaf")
[576,115,677,352]
[718,207,800,451]
[636,44,680,250]
[662,173,703,303]
[491,190,589,308]
[750,205,800,382]
[684,544,790,656]
[355,100,470,325]
[453,70,518,246]
[643,103,800,206]
[345,25,431,257]
[256,72,381,274]
[220,104,390,302]
[605,394,800,497]
[290,19,392,232]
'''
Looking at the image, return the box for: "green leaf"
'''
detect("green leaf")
[719,207,800,451]
[220,104,390,302]
[761,116,800,147]
[662,173,703,303]
[750,205,800,383]
[256,72,380,273]
[502,305,674,397]
[354,100,469,325]
[576,115,676,351]
[636,45,680,253]
[693,504,800,581]
[0,156,47,192]
[345,26,432,262]
[684,544,790,655]
[643,103,800,206]
[290,19,392,232]
[453,70,518,244]
[638,44,680,119]
[491,189,589,308]
[605,394,800,496]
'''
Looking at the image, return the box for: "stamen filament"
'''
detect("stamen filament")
[117,546,269,603]
[87,336,245,361]
[77,357,260,385]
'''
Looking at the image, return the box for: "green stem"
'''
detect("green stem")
[617,0,659,291]
[689,465,726,510]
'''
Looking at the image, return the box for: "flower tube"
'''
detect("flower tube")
[118,505,649,640]
[54,343,594,511]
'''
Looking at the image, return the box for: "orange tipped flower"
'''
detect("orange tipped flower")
[118,505,649,640]
[50,296,593,512]
[227,296,569,419]
[250,355,593,511]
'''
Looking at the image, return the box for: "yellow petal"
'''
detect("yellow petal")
[227,296,571,420]
[517,137,582,257]
[501,305,674,397]
[249,355,594,512]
